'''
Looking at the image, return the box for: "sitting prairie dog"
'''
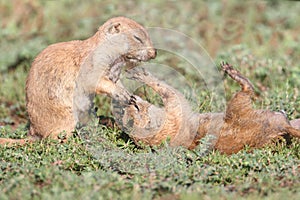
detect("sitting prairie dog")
[121,64,300,155]
[0,16,156,145]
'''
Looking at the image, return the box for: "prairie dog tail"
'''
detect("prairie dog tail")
[285,126,300,139]
[0,137,37,146]
[290,119,300,130]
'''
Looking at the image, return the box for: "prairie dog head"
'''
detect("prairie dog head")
[122,96,153,129]
[100,17,157,67]
[121,95,164,135]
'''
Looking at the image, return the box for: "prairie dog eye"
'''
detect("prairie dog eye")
[133,35,143,44]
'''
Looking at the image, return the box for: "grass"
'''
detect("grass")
[0,0,300,199]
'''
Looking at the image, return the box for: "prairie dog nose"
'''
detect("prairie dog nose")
[148,48,157,59]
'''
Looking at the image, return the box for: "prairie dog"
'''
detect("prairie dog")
[121,64,300,155]
[211,63,299,154]
[0,17,156,145]
[121,67,199,147]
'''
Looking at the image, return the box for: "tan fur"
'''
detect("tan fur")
[122,64,300,155]
[201,63,300,154]
[0,17,156,146]
[121,68,199,147]
[290,118,300,130]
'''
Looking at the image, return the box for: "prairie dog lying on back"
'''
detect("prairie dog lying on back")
[121,64,300,155]
[0,17,156,146]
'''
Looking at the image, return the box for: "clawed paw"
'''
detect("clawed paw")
[129,95,140,111]
[220,61,240,77]
[129,95,136,104]
[220,61,232,72]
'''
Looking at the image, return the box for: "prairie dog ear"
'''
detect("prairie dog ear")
[107,22,121,34]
